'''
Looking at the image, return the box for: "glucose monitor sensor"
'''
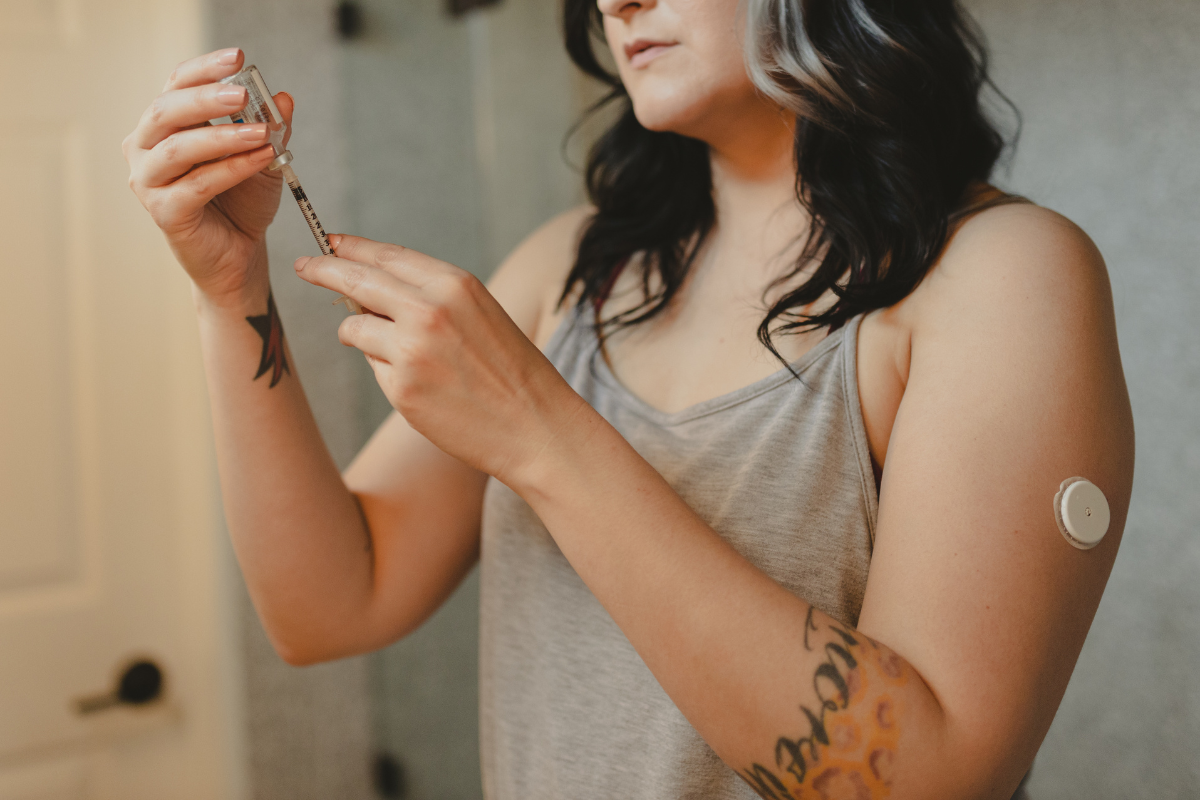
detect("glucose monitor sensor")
[1053,477,1110,550]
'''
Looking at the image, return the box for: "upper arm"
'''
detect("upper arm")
[340,206,592,647]
[486,204,593,346]
[856,206,1135,796]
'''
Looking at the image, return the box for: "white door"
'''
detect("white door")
[0,1,244,798]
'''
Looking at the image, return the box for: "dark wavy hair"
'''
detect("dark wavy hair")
[560,0,1016,360]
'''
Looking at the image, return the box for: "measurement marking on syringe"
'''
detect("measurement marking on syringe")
[280,162,358,311]
[287,180,332,255]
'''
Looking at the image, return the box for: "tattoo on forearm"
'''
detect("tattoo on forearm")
[741,606,908,800]
[246,291,290,388]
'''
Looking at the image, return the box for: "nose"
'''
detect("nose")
[597,0,655,22]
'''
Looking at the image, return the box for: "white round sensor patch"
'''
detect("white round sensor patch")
[1054,477,1110,550]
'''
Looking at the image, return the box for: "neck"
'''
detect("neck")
[705,107,807,275]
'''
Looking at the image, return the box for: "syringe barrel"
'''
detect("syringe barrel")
[213,65,291,170]
[280,163,332,256]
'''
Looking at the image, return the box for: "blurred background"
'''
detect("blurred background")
[0,0,1195,797]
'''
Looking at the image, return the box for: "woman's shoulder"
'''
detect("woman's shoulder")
[858,198,1122,465]
[898,199,1111,338]
[486,205,593,348]
[898,196,1132,467]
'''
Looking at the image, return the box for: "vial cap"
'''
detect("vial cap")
[267,150,294,171]
[1054,478,1110,550]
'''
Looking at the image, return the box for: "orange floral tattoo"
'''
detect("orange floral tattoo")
[741,607,910,800]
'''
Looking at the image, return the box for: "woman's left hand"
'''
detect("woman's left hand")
[295,234,585,485]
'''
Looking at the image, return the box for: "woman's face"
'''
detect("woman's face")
[600,0,762,141]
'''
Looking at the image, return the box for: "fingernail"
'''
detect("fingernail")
[218,48,242,66]
[294,257,309,272]
[217,86,246,106]
[237,124,268,141]
[328,234,342,250]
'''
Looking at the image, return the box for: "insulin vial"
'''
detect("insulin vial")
[1053,477,1110,550]
[211,66,361,313]
[217,65,293,171]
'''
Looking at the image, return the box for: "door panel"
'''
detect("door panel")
[0,127,82,595]
[0,1,242,797]
[0,0,79,44]
[0,757,87,800]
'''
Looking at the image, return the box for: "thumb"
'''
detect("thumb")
[275,91,294,148]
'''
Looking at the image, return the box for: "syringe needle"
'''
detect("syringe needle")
[279,163,362,314]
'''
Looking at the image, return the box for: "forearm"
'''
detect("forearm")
[509,402,961,799]
[194,252,371,662]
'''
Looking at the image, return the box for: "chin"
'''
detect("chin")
[627,86,715,136]
[623,66,762,141]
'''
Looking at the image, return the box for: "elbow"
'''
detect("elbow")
[274,642,325,668]
[267,633,330,667]
[261,608,404,667]
[263,625,356,667]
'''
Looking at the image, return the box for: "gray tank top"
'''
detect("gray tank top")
[478,309,878,799]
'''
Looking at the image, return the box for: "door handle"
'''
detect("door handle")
[75,659,164,715]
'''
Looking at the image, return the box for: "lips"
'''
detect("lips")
[623,38,677,68]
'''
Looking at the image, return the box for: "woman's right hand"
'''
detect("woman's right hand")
[123,48,295,305]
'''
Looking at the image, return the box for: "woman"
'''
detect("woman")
[123,0,1134,796]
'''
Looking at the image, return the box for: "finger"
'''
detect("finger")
[158,144,278,215]
[139,123,271,187]
[163,48,245,92]
[275,92,294,150]
[294,254,417,317]
[338,312,397,360]
[328,235,449,287]
[133,82,251,151]
[363,354,397,402]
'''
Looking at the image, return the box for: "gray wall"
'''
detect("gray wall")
[966,0,1200,795]
[208,1,376,798]
[341,4,488,797]
[342,1,580,797]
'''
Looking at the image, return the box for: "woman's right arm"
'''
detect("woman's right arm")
[123,48,576,664]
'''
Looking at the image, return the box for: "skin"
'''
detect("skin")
[124,0,1134,795]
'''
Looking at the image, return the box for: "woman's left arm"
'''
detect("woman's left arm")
[298,206,1134,800]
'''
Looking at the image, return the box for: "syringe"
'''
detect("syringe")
[216,64,362,314]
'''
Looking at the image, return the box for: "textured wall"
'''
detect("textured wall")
[207,1,376,798]
[341,0,581,797]
[964,0,1200,795]
[340,4,487,795]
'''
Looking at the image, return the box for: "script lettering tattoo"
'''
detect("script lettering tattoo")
[803,605,819,650]
[740,607,909,800]
[246,291,290,388]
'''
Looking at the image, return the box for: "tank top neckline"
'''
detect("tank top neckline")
[545,307,863,428]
